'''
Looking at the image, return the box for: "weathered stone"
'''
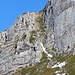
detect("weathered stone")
[44,0,75,53]
[0,12,43,75]
[0,0,75,74]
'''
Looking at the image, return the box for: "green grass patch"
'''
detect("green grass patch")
[52,47,56,51]
[64,55,75,75]
[36,15,45,32]
[29,30,37,43]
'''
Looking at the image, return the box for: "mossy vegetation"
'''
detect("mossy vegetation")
[14,44,17,49]
[22,34,26,40]
[52,47,56,51]
[36,14,46,44]
[36,13,45,33]
[36,16,45,32]
[31,30,37,34]
[64,55,75,75]
[29,30,37,43]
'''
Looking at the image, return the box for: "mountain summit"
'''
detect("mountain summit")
[0,0,75,75]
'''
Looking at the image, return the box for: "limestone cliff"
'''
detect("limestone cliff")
[44,0,75,53]
[0,0,75,75]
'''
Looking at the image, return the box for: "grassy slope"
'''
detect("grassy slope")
[64,55,75,75]
[12,52,58,75]
[12,51,75,75]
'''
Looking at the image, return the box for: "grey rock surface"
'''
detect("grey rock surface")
[44,0,75,53]
[0,12,43,75]
[0,0,75,74]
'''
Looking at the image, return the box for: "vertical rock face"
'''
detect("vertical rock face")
[44,0,75,52]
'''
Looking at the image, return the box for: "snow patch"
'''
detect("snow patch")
[40,43,52,58]
[48,54,53,58]
[51,61,66,68]
[55,71,66,75]
[56,74,66,75]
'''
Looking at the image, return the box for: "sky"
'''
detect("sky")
[0,0,48,32]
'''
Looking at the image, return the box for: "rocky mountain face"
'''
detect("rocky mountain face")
[0,12,45,75]
[44,0,75,53]
[0,0,75,75]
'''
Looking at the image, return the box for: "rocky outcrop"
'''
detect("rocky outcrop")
[44,0,75,53]
[0,12,44,75]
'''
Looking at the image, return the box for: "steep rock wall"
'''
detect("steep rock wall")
[44,0,75,53]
